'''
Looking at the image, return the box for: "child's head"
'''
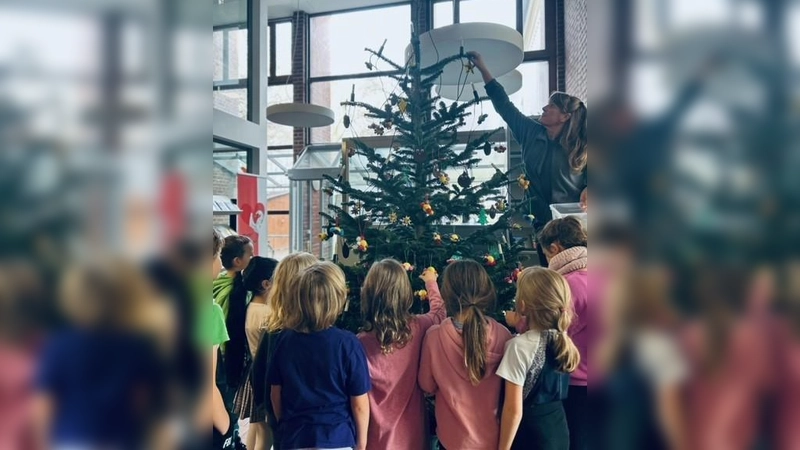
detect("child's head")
[212,229,223,279]
[283,261,347,333]
[265,252,317,332]
[361,259,414,354]
[220,235,254,273]
[441,259,497,385]
[243,256,279,296]
[516,267,580,372]
[538,216,587,262]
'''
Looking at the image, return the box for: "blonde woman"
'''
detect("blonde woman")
[268,262,371,450]
[497,267,581,450]
[249,252,316,449]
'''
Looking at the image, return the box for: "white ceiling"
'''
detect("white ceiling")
[267,0,406,19]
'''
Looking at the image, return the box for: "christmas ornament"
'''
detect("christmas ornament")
[483,141,492,156]
[457,170,473,188]
[494,144,507,153]
[489,205,498,219]
[343,115,351,128]
[323,186,334,196]
[368,123,385,136]
[415,289,428,300]
[389,212,398,224]
[356,236,369,253]
[402,262,414,272]
[484,254,497,267]
[478,209,489,225]
[495,199,508,212]
[351,201,363,215]
[433,232,442,245]
[401,216,412,226]
[525,214,536,224]
[398,98,408,113]
[365,61,374,71]
[477,113,488,125]
[438,172,450,186]
[331,226,343,236]
[426,266,438,275]
[389,95,398,106]
[510,222,523,230]
[450,234,461,243]
[517,174,530,190]
[464,60,476,75]
[421,200,435,216]
[505,266,522,284]
[319,231,330,241]
[382,171,394,180]
[382,118,393,130]
[383,103,392,113]
[347,147,356,158]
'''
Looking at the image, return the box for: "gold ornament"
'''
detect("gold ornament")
[517,174,530,190]
[450,234,461,243]
[356,236,369,252]
[421,201,435,216]
[402,262,414,272]
[484,254,497,267]
[438,172,450,186]
[398,98,408,113]
[401,216,412,226]
[433,232,442,244]
[415,289,428,300]
[495,199,508,212]
[319,231,330,241]
[389,212,398,224]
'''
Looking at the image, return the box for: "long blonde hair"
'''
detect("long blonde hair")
[264,252,317,333]
[361,259,414,354]
[516,267,580,372]
[441,260,497,385]
[283,262,347,333]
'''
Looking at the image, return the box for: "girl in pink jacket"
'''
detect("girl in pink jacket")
[419,260,512,450]
[358,260,445,450]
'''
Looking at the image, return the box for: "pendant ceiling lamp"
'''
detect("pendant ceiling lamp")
[436,69,522,101]
[266,1,334,128]
[406,22,523,85]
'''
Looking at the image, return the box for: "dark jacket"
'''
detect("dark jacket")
[485,79,587,230]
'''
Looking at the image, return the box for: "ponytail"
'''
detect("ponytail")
[553,306,581,373]
[462,303,488,385]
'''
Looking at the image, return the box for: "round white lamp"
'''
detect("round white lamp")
[266,103,336,128]
[436,69,522,101]
[406,22,523,85]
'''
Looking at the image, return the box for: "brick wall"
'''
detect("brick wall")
[564,0,587,100]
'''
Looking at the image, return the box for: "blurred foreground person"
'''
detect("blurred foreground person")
[32,258,171,450]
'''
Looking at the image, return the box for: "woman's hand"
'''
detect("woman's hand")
[466,51,494,84]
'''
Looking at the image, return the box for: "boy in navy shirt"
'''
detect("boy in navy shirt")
[268,261,370,450]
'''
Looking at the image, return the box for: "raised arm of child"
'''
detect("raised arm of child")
[419,268,446,325]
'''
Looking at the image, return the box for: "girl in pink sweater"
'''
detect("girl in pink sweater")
[419,260,512,450]
[358,260,445,450]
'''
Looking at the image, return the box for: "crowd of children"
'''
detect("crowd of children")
[211,215,590,450]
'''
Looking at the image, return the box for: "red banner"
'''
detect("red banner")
[237,173,268,256]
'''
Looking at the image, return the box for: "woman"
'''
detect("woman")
[468,52,587,259]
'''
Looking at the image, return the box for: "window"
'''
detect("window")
[265,149,293,260]
[460,0,517,30]
[269,20,293,78]
[434,1,454,28]
[522,0,546,51]
[213,25,249,118]
[310,77,400,144]
[267,85,295,147]
[213,142,249,227]
[310,5,412,77]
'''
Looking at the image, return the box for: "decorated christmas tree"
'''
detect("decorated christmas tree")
[322,31,532,332]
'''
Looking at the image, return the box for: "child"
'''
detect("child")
[268,261,370,450]
[497,267,580,450]
[419,259,512,449]
[213,235,254,400]
[232,256,278,450]
[506,216,589,450]
[358,260,445,450]
[250,252,317,448]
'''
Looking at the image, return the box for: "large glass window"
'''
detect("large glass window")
[522,0,546,51]
[213,0,249,120]
[310,5,412,77]
[267,84,295,147]
[274,21,293,76]
[460,0,517,29]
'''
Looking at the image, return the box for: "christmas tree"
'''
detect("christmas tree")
[322,31,531,332]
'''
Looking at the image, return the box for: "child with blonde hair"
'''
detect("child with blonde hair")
[358,260,445,450]
[497,267,580,450]
[250,252,316,449]
[419,259,512,449]
[268,262,371,450]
